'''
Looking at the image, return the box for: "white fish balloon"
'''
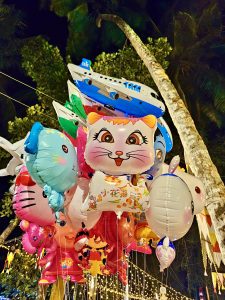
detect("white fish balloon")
[146,156,194,241]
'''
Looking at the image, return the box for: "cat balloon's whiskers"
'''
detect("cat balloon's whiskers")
[95,146,112,153]
[128,155,145,163]
[126,149,147,154]
[94,154,110,159]
[90,151,111,154]
[129,154,150,158]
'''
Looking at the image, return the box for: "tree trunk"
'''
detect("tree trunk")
[97,14,225,263]
[0,218,19,245]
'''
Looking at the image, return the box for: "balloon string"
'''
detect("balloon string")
[0,91,58,122]
[116,216,119,300]
[0,71,64,104]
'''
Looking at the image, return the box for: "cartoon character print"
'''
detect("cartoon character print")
[13,166,55,226]
[20,220,56,256]
[91,212,136,285]
[83,235,112,276]
[84,112,157,175]
[82,171,150,216]
[38,214,86,285]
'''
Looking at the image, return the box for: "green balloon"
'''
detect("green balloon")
[58,117,78,138]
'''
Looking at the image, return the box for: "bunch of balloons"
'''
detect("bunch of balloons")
[0,59,206,285]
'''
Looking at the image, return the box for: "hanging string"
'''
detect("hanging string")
[0,71,64,104]
[0,90,58,123]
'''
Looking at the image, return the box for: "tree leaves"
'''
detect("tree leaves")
[93,37,172,89]
[67,3,98,60]
[51,0,79,16]
[0,3,23,69]
[173,12,197,56]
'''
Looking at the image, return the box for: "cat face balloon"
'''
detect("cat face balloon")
[84,113,157,175]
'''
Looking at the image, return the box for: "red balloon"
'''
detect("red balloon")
[91,212,136,285]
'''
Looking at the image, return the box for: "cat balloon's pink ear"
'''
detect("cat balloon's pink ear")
[87,112,102,125]
[141,115,157,128]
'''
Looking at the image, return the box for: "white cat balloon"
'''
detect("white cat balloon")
[81,171,150,217]
[84,112,157,175]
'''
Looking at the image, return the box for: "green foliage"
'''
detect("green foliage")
[50,0,159,62]
[93,37,172,89]
[0,2,23,69]
[8,104,58,142]
[0,247,39,299]
[8,36,69,141]
[21,36,68,107]
[0,192,13,217]
[67,3,98,60]
[170,3,225,125]
[50,0,78,16]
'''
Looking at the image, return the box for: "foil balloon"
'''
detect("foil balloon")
[135,221,160,248]
[146,156,194,241]
[20,220,56,255]
[156,237,176,272]
[0,134,28,177]
[13,166,55,226]
[92,212,136,285]
[144,134,166,187]
[65,177,101,231]
[126,241,152,255]
[84,112,157,175]
[24,122,77,218]
[161,163,206,214]
[38,214,87,285]
[77,127,94,179]
[81,171,150,217]
[24,122,77,192]
[84,235,111,276]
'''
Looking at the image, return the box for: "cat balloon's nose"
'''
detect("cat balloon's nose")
[115,151,123,156]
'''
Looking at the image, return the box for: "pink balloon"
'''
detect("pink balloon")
[77,127,94,179]
[38,214,87,285]
[13,166,55,226]
[20,220,56,256]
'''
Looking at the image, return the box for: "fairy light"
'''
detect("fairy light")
[1,239,194,299]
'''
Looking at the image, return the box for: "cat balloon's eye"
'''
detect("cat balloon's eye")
[127,216,131,223]
[126,131,147,145]
[127,133,140,145]
[33,236,38,241]
[42,191,47,198]
[62,145,68,153]
[98,130,114,143]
